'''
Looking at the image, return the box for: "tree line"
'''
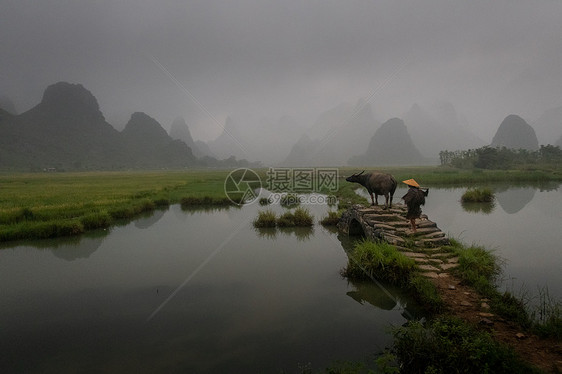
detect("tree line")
[439,145,562,169]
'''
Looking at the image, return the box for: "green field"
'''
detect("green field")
[1,166,561,242]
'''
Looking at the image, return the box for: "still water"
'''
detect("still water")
[2,184,560,373]
[425,183,562,301]
[0,199,419,373]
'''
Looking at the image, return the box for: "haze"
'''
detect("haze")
[2,0,561,146]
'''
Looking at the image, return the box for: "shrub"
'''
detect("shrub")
[389,317,538,374]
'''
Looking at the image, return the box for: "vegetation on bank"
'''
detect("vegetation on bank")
[448,239,562,338]
[341,240,444,313]
[381,317,541,374]
[1,165,561,242]
[0,170,232,242]
[341,240,415,284]
[338,237,561,372]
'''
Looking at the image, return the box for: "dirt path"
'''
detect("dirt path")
[433,275,562,373]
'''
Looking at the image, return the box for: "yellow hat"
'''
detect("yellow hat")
[402,179,420,187]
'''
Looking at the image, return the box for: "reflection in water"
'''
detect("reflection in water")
[50,235,104,261]
[0,231,108,261]
[461,201,495,214]
[180,204,239,215]
[134,208,167,229]
[279,226,314,241]
[0,199,427,374]
[346,280,397,310]
[254,226,314,241]
[495,187,535,214]
[255,227,277,240]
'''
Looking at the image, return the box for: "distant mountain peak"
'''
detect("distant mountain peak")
[491,114,539,150]
[170,116,194,145]
[0,95,17,115]
[39,81,104,121]
[348,117,422,166]
[123,112,170,141]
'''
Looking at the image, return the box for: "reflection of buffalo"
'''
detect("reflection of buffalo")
[346,171,397,209]
[346,287,396,310]
[345,280,425,320]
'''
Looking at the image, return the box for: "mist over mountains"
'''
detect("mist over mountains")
[348,118,422,166]
[283,100,379,166]
[0,82,252,171]
[1,81,561,171]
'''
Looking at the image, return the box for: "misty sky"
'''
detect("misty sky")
[2,0,561,141]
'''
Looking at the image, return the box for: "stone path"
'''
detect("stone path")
[339,203,459,278]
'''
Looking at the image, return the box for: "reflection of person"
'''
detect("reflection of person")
[401,179,429,232]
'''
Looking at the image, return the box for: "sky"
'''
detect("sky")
[1,0,561,141]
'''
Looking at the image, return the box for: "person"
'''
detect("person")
[401,179,429,232]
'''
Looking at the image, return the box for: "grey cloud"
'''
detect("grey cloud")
[1,0,561,141]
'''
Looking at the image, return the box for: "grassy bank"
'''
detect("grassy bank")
[2,165,561,242]
[0,170,233,242]
[341,240,444,313]
[338,165,562,187]
[448,239,562,338]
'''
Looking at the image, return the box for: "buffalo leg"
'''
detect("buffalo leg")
[369,192,375,206]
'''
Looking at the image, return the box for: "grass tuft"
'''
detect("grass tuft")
[253,209,277,228]
[341,239,416,285]
[461,187,495,203]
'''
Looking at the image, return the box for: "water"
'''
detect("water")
[358,183,562,300]
[0,199,419,373]
[3,184,560,372]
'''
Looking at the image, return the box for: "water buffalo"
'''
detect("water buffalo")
[345,171,397,209]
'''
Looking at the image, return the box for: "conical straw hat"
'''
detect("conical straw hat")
[402,179,420,187]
